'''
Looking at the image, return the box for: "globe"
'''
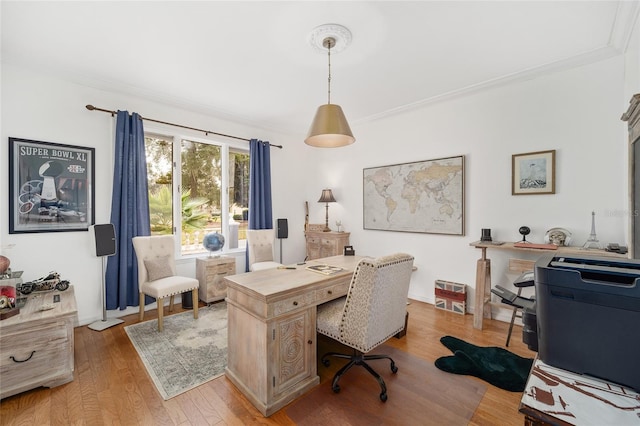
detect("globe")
[203,232,225,257]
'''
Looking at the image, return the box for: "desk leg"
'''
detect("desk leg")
[474,249,491,330]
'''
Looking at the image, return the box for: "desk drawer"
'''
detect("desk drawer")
[315,282,349,304]
[272,292,316,316]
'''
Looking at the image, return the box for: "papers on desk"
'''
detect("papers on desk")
[306,264,344,275]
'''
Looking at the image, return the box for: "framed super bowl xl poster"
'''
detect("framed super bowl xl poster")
[9,137,95,233]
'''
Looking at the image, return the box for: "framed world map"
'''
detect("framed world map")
[363,155,464,235]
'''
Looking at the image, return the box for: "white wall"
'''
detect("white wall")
[2,27,636,325]
[624,9,640,102]
[0,63,311,325]
[310,54,630,320]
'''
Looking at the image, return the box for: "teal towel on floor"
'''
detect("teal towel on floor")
[434,335,533,392]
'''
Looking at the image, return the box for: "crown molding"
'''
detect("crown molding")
[609,0,640,53]
[354,45,622,126]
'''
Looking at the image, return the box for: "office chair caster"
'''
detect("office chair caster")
[380,392,388,402]
[390,361,398,374]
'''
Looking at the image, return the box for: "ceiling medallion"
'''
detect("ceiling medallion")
[304,23,355,148]
[308,24,352,54]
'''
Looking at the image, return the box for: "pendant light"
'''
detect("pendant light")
[305,25,355,148]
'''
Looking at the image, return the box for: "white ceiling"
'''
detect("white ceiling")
[2,1,638,137]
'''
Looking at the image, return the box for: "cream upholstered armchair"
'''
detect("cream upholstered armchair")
[316,253,414,402]
[132,235,199,331]
[246,229,282,271]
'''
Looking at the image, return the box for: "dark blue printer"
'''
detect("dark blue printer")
[535,254,640,392]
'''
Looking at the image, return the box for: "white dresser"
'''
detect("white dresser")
[0,286,78,399]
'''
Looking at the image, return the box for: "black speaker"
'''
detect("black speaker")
[277,218,288,239]
[94,224,116,257]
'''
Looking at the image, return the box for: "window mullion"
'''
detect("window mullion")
[173,137,181,254]
[221,145,229,248]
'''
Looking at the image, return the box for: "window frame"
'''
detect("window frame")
[144,126,249,259]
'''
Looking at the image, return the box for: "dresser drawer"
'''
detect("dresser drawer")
[0,321,71,394]
[202,262,235,279]
[272,291,316,316]
[306,236,320,246]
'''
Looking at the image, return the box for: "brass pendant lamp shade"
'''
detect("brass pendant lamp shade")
[305,104,355,148]
[305,26,355,148]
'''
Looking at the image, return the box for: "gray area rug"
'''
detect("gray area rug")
[124,302,227,400]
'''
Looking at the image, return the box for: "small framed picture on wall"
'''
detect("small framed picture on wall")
[512,150,556,195]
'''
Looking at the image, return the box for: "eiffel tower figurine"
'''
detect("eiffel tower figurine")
[582,211,602,249]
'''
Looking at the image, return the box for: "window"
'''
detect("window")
[145,132,249,256]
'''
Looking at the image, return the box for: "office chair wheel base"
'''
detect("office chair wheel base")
[380,392,388,402]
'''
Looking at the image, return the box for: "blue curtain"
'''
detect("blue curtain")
[105,111,151,310]
[246,139,273,271]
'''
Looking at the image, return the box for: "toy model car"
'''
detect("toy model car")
[16,272,70,295]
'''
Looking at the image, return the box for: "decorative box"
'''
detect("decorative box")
[434,279,466,315]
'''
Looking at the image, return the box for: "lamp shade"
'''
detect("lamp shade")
[305,104,355,148]
[318,189,336,203]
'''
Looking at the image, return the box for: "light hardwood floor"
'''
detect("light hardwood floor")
[0,300,534,425]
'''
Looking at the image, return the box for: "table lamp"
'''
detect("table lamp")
[318,189,336,232]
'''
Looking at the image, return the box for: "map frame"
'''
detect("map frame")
[363,155,465,235]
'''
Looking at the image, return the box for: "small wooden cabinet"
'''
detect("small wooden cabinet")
[305,230,350,260]
[196,256,236,303]
[0,286,78,399]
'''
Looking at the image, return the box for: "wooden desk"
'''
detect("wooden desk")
[224,255,363,416]
[469,241,626,330]
[519,358,640,425]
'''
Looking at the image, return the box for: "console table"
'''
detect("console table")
[224,255,363,416]
[305,230,350,260]
[0,286,78,399]
[469,241,625,330]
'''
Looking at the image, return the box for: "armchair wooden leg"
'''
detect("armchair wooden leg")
[139,292,145,321]
[192,289,199,319]
[157,297,164,331]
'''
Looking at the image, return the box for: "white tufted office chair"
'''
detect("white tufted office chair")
[132,235,199,331]
[316,253,414,402]
[246,229,282,271]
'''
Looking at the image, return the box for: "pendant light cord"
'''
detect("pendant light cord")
[326,37,333,105]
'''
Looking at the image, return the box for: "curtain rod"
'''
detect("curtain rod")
[85,104,283,149]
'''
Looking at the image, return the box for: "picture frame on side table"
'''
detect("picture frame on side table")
[512,149,556,195]
[9,137,95,233]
